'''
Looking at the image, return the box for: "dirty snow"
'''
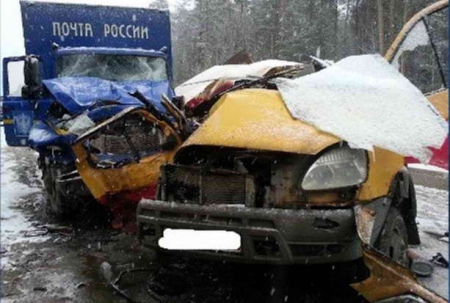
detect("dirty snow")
[1,135,49,268]
[408,163,448,173]
[276,54,447,163]
[414,185,448,299]
[176,59,301,101]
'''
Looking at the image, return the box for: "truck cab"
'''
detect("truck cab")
[2,1,176,219]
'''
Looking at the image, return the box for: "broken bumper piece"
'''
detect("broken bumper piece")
[137,200,362,264]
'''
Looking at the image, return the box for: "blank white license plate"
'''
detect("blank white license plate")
[158,229,241,251]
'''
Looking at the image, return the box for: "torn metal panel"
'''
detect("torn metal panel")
[175,60,303,102]
[73,108,181,200]
[354,197,392,245]
[352,245,447,303]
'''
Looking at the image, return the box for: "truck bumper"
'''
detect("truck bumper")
[137,200,362,265]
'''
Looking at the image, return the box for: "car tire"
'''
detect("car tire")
[375,207,410,266]
[42,164,74,218]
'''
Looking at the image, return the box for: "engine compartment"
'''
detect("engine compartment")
[163,146,358,208]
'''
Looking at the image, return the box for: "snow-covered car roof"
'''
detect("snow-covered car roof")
[175,59,302,102]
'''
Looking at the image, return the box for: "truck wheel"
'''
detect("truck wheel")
[375,207,410,266]
[42,165,73,218]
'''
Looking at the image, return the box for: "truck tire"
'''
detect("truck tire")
[42,164,73,218]
[375,207,410,266]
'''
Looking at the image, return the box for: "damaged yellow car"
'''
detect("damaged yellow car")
[71,93,186,229]
[137,1,447,302]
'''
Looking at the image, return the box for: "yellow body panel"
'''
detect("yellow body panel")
[427,90,448,120]
[182,89,340,155]
[72,109,181,200]
[182,88,405,201]
[357,148,404,201]
[74,145,175,199]
[352,246,447,303]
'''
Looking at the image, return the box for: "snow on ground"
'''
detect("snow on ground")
[408,163,448,173]
[416,185,448,235]
[414,185,448,298]
[1,135,49,269]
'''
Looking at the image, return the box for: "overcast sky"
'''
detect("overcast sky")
[1,0,181,58]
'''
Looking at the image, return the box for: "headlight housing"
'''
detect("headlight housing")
[301,145,367,191]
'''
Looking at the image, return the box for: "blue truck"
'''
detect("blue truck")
[2,1,175,217]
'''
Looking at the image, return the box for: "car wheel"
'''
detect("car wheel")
[375,207,410,266]
[42,164,73,218]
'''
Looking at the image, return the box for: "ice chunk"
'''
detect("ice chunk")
[275,54,447,163]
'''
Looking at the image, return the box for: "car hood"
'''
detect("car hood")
[43,77,173,115]
[177,88,340,157]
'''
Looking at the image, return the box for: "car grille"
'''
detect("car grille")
[161,164,255,206]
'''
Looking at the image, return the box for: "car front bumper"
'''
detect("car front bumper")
[137,200,362,265]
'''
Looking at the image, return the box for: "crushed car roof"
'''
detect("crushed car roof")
[175,59,302,102]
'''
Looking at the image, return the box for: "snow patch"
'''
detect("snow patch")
[415,185,448,235]
[1,136,49,269]
[276,54,447,163]
[408,163,448,173]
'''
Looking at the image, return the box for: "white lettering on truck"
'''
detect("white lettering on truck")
[104,24,149,39]
[52,22,148,39]
[52,22,93,37]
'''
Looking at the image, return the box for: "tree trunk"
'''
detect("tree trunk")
[377,0,385,54]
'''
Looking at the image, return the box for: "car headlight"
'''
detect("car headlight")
[301,145,367,191]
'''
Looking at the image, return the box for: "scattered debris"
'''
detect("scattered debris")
[430,253,449,268]
[101,261,114,282]
[24,229,49,237]
[411,260,434,277]
[110,267,158,303]
[43,224,73,234]
[76,282,86,289]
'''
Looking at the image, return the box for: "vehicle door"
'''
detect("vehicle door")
[385,1,448,169]
[2,56,53,146]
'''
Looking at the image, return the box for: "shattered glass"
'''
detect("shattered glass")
[393,21,430,69]
[86,113,164,168]
[393,7,448,94]
[57,54,168,82]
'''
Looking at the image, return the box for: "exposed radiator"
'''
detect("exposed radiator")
[161,164,255,206]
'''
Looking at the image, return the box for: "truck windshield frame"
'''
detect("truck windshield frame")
[56,54,168,82]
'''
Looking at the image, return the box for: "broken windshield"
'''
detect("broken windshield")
[56,54,168,82]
